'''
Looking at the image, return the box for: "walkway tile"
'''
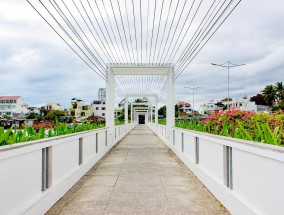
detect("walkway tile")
[46,125,229,215]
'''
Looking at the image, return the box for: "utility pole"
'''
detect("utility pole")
[211,61,245,110]
[184,85,204,115]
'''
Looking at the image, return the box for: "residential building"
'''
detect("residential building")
[40,103,63,116]
[178,101,192,115]
[118,99,126,108]
[98,88,106,100]
[115,108,123,118]
[44,103,63,111]
[70,99,93,118]
[28,107,41,114]
[199,99,221,114]
[92,99,106,117]
[0,96,29,117]
[141,97,148,103]
[199,98,270,114]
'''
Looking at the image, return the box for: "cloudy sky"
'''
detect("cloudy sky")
[0,0,283,109]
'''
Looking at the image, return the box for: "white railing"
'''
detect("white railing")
[148,122,284,215]
[147,122,167,140]
[0,122,137,215]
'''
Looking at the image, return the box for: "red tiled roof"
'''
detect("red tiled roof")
[0,96,21,99]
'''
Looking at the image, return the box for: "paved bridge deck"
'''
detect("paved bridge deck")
[47,125,229,215]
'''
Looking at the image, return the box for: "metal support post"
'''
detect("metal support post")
[166,67,175,143]
[106,66,115,144]
[155,97,158,124]
[130,103,133,123]
[125,96,128,125]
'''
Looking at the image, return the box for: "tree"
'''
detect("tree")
[45,110,66,121]
[262,85,277,106]
[175,104,179,117]
[250,94,268,106]
[26,112,41,121]
[158,105,166,118]
[134,98,143,103]
[275,81,284,101]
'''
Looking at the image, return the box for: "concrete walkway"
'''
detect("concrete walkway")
[47,125,229,215]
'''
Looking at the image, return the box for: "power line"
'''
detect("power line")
[173,0,242,81]
[27,0,107,80]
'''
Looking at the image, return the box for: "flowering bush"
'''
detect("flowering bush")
[177,110,284,146]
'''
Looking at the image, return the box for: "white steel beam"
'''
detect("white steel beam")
[106,66,115,144]
[109,64,172,75]
[166,66,175,143]
[124,96,128,125]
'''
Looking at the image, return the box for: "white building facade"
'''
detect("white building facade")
[98,88,106,100]
[199,98,270,114]
[0,96,29,117]
[92,99,106,117]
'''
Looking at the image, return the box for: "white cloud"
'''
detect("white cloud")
[0,0,283,110]
[7,48,39,66]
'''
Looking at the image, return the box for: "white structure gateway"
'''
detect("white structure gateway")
[106,65,175,144]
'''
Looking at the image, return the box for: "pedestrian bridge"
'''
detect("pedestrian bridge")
[1,122,283,215]
[3,1,283,214]
[46,125,228,214]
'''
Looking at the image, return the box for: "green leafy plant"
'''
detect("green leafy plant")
[0,121,106,147]
[175,110,284,146]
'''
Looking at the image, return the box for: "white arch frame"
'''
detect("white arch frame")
[106,64,174,144]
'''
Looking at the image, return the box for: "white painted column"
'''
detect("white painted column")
[155,96,158,124]
[150,104,153,123]
[106,66,115,144]
[130,103,133,123]
[166,67,175,143]
[135,111,137,122]
[125,96,128,125]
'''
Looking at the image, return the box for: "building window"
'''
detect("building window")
[102,107,105,110]
[96,107,99,110]
[102,113,105,116]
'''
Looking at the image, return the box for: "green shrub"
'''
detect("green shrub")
[0,122,105,146]
[176,110,284,146]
